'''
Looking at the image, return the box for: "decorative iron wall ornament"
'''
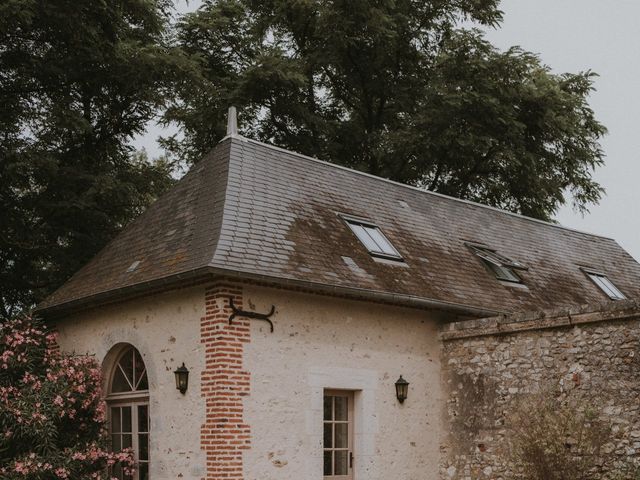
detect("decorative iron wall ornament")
[227,296,276,332]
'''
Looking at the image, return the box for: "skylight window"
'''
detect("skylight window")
[584,270,626,300]
[468,244,526,284]
[343,216,402,260]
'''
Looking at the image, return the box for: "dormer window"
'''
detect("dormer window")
[342,216,402,261]
[468,244,526,284]
[582,269,626,300]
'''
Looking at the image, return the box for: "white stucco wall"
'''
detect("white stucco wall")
[54,286,206,480]
[242,285,445,480]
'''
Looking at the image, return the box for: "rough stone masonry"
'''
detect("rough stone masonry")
[439,299,640,479]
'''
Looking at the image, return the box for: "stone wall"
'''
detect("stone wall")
[439,300,640,479]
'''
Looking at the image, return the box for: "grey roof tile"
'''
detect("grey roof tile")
[39,135,640,315]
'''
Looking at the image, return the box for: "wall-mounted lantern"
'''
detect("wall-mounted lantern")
[395,375,409,404]
[174,363,189,394]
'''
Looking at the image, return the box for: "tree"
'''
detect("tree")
[0,0,185,318]
[0,315,135,478]
[166,0,606,221]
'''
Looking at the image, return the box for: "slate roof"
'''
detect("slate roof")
[38,134,640,317]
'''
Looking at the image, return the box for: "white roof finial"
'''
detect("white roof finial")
[226,106,238,136]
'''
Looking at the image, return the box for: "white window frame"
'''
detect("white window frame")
[308,367,378,480]
[341,214,403,261]
[582,268,626,300]
[106,346,150,480]
[467,243,526,284]
[323,390,354,480]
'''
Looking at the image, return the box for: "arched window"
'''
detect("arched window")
[107,345,150,480]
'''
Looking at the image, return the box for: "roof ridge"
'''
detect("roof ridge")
[209,137,244,266]
[199,138,234,267]
[230,135,613,241]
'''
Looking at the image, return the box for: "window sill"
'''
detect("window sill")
[498,280,529,290]
[372,256,409,267]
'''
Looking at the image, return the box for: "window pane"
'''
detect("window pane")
[591,275,607,294]
[139,433,149,460]
[602,277,625,299]
[138,405,149,433]
[109,401,151,479]
[346,219,402,258]
[121,406,132,433]
[112,463,123,480]
[360,227,385,253]
[591,275,613,297]
[111,407,121,433]
[473,245,526,278]
[111,366,132,393]
[324,451,333,476]
[335,423,348,448]
[323,396,332,421]
[488,263,520,283]
[334,397,348,421]
[118,350,135,388]
[350,224,381,252]
[137,370,149,391]
[324,423,333,448]
[590,274,625,300]
[334,450,349,475]
[139,463,149,480]
[497,266,519,282]
[134,350,146,389]
[112,434,121,452]
[365,227,399,256]
[600,278,615,297]
[474,248,502,267]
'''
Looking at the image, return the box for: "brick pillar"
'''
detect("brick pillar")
[201,284,251,479]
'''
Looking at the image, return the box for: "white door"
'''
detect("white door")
[323,390,354,480]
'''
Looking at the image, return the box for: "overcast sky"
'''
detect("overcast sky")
[136,0,640,260]
[483,1,640,260]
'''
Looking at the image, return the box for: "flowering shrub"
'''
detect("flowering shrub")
[0,315,135,479]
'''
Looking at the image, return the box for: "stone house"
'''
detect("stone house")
[36,113,640,480]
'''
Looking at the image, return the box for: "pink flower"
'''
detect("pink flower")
[55,467,69,478]
[1,315,118,476]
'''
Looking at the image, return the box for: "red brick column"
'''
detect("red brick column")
[201,284,251,479]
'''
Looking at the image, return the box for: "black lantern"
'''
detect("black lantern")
[174,363,189,394]
[395,375,409,403]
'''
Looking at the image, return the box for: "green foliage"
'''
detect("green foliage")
[0,0,186,318]
[2,0,609,317]
[166,0,606,220]
[0,315,135,478]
